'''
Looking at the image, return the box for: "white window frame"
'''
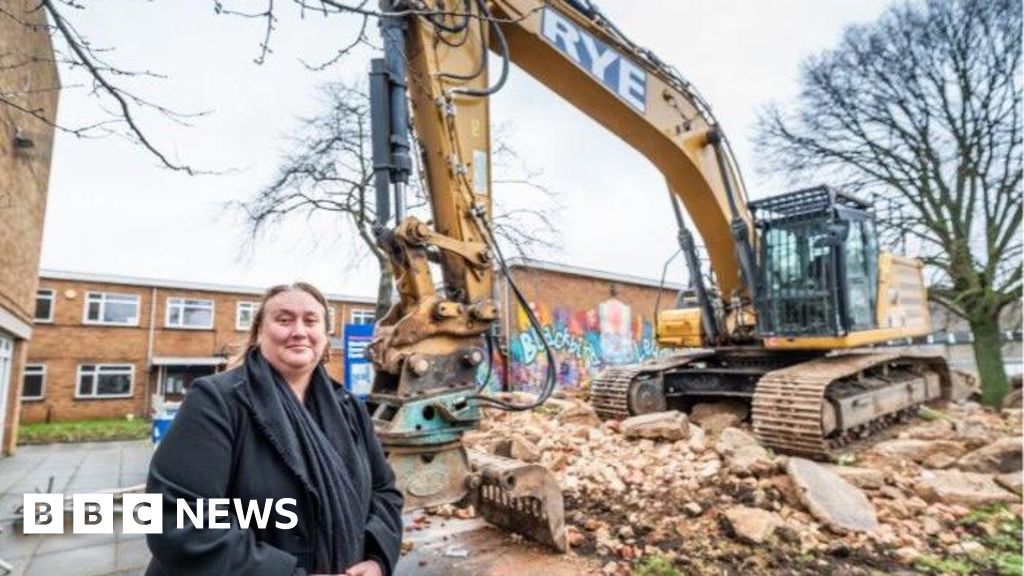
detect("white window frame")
[34,289,55,323]
[327,306,336,335]
[75,364,134,399]
[165,297,215,330]
[236,301,258,331]
[82,292,141,326]
[22,364,46,401]
[351,309,376,325]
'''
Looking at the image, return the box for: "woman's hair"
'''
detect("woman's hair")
[229,282,332,368]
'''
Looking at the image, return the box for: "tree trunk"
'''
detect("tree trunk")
[969,313,1009,406]
[375,260,394,320]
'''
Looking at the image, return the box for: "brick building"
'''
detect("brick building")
[21,271,376,423]
[0,3,59,454]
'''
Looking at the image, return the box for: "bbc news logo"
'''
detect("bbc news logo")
[23,494,298,534]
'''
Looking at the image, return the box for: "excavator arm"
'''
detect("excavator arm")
[401,0,756,310]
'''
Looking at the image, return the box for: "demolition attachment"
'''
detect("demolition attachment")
[468,449,567,552]
[366,0,565,552]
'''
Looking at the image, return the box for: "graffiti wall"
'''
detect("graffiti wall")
[506,298,659,390]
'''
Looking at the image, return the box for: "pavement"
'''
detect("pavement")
[0,441,588,576]
[0,441,152,576]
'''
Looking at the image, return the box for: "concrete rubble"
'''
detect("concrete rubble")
[915,469,1019,506]
[620,411,689,441]
[786,457,878,533]
[440,391,1023,575]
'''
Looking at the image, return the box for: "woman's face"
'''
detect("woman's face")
[258,290,328,377]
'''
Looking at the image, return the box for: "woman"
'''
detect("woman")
[146,283,403,576]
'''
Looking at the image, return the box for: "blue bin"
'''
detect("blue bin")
[152,409,178,444]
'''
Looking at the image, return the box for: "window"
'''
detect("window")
[34,289,55,322]
[84,292,140,326]
[327,306,336,335]
[236,301,258,331]
[166,298,214,329]
[162,365,215,396]
[843,220,876,331]
[351,309,376,325]
[76,364,133,399]
[22,364,45,400]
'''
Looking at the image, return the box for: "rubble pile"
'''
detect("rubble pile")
[458,391,1023,575]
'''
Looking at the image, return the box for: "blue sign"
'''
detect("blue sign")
[344,323,375,400]
[541,7,647,112]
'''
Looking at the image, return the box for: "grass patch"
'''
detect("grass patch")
[915,505,1023,576]
[18,418,150,445]
[631,554,681,576]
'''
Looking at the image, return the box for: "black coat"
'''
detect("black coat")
[145,365,404,576]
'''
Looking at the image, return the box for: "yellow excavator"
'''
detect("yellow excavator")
[364,0,949,552]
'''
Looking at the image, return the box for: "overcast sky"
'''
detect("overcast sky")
[40,0,894,298]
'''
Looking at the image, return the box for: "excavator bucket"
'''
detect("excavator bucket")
[466,449,567,553]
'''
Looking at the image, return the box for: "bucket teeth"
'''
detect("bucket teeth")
[467,449,567,552]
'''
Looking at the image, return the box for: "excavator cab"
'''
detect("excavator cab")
[752,186,880,338]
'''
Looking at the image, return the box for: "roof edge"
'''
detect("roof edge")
[39,269,377,304]
[502,257,686,291]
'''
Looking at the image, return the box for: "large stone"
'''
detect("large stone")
[995,471,1023,495]
[722,506,780,544]
[953,419,996,448]
[915,469,1018,506]
[494,433,542,463]
[716,427,774,476]
[716,427,760,452]
[620,411,689,441]
[787,457,878,534]
[691,401,748,436]
[559,402,602,428]
[691,401,749,424]
[923,452,960,469]
[822,465,887,490]
[955,437,1023,474]
[871,439,967,464]
[688,424,707,453]
[909,419,955,441]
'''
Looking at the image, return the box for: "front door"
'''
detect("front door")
[0,335,13,451]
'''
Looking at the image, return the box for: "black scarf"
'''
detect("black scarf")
[244,348,371,573]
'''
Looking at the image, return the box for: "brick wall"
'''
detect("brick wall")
[0,1,58,325]
[0,1,59,454]
[498,264,677,391]
[22,276,375,423]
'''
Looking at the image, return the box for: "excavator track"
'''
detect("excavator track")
[590,367,637,420]
[752,352,949,460]
[590,352,711,420]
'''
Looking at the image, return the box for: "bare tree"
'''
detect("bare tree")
[756,0,1022,405]
[2,0,543,173]
[0,0,215,173]
[237,80,561,318]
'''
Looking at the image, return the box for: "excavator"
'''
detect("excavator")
[364,0,949,553]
